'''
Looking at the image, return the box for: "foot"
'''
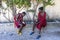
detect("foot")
[30,32,34,35]
[17,30,22,35]
[36,35,41,39]
[17,31,22,35]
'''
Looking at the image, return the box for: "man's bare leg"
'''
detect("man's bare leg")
[33,23,36,32]
[18,26,24,35]
[30,23,36,35]
[36,27,41,39]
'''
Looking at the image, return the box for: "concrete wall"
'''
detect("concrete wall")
[0,0,60,22]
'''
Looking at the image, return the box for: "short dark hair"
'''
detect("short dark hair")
[39,7,43,10]
[22,12,26,15]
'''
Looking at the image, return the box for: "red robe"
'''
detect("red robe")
[36,12,47,30]
[14,13,26,28]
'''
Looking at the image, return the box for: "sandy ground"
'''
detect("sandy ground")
[0,23,60,40]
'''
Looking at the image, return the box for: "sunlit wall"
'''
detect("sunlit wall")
[0,0,60,22]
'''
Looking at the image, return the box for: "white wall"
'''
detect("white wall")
[0,0,60,22]
[45,0,60,19]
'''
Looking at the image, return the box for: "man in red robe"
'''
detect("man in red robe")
[30,7,47,39]
[14,12,26,35]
